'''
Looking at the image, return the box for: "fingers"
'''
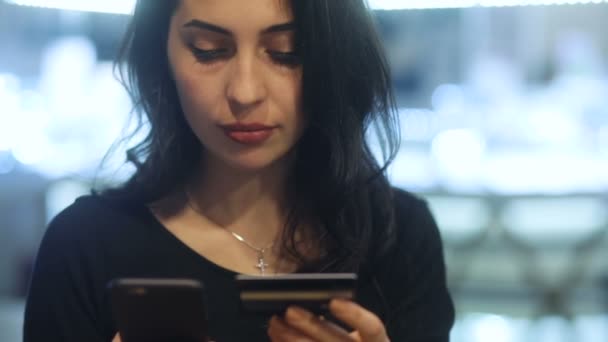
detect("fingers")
[282,306,355,342]
[268,315,316,342]
[329,299,389,342]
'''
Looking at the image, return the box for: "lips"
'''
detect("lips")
[220,123,277,145]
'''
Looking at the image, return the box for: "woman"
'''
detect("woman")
[23,0,454,341]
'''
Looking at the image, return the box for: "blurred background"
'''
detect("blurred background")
[1,0,607,341]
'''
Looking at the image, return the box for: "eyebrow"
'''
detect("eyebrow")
[183,19,295,36]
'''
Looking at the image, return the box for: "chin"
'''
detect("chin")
[220,150,290,173]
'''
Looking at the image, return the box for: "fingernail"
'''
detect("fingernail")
[287,306,307,320]
[330,298,349,311]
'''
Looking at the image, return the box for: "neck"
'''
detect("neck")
[186,154,293,243]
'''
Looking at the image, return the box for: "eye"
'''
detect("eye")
[268,50,301,68]
[188,44,229,63]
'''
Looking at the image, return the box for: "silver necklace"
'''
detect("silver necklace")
[228,231,273,275]
[185,191,274,275]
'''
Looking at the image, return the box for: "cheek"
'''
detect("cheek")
[168,50,221,124]
[173,73,228,151]
[272,71,305,125]
[174,75,200,110]
[174,72,222,125]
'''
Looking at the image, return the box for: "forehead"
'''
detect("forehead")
[173,0,293,29]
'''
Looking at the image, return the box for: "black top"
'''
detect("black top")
[23,189,454,341]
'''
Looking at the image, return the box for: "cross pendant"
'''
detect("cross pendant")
[256,253,269,275]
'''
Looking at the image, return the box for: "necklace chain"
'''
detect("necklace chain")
[229,231,272,253]
[184,190,274,275]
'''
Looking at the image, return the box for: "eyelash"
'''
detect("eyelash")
[189,45,300,67]
[268,51,301,67]
[190,46,228,62]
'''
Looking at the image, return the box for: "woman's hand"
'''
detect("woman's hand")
[267,299,390,342]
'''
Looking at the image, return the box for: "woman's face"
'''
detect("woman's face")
[167,0,305,171]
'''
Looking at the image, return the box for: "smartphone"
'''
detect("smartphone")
[236,273,357,316]
[108,278,208,342]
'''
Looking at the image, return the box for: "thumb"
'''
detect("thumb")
[112,333,122,342]
[349,330,363,341]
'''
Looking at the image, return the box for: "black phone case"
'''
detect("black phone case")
[108,278,208,342]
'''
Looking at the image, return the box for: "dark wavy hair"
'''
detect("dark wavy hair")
[109,0,401,273]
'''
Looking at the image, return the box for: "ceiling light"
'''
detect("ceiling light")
[369,0,608,10]
[4,0,136,15]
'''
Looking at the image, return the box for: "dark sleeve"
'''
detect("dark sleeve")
[383,192,455,341]
[23,201,107,342]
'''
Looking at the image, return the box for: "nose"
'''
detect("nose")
[225,54,267,111]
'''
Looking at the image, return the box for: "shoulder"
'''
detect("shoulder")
[372,186,447,293]
[51,193,140,228]
[364,186,441,269]
[391,187,429,219]
[41,194,147,255]
[373,188,454,336]
[392,187,431,218]
[390,187,441,249]
[51,195,118,225]
[25,194,148,341]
